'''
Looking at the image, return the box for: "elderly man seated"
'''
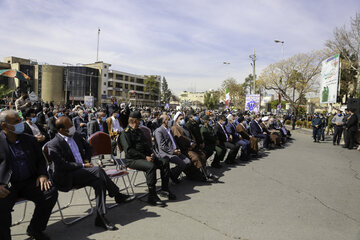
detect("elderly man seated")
[171,112,214,181]
[120,111,175,207]
[0,110,58,240]
[154,113,191,183]
[47,116,134,231]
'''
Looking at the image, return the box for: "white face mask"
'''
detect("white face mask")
[68,126,76,136]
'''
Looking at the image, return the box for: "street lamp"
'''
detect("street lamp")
[223,62,230,65]
[274,40,284,59]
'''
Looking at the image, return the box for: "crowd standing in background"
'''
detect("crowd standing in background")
[0,93,358,240]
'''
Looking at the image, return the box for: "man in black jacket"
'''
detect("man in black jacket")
[344,108,359,149]
[0,110,58,240]
[47,116,134,231]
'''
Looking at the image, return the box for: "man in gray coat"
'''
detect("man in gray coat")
[154,113,190,183]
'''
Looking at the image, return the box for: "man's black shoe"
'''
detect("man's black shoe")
[148,194,167,207]
[27,228,51,240]
[170,175,181,184]
[159,189,177,200]
[115,193,135,204]
[95,214,118,231]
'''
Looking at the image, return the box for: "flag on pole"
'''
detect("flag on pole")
[225,88,230,108]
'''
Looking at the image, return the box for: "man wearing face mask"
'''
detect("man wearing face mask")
[214,115,240,163]
[185,114,205,151]
[47,116,134,231]
[47,109,63,139]
[106,110,123,156]
[72,110,88,139]
[120,111,174,206]
[23,108,49,147]
[87,111,109,136]
[0,110,58,240]
[331,110,344,145]
[312,114,322,143]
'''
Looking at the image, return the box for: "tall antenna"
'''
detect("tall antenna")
[96,28,100,62]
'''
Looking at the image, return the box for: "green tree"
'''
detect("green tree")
[269,100,286,110]
[204,91,220,109]
[0,84,14,98]
[144,75,160,101]
[220,78,246,109]
[243,74,256,94]
[161,77,172,104]
[326,12,360,98]
[258,50,326,114]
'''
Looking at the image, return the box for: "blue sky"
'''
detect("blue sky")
[0,0,359,94]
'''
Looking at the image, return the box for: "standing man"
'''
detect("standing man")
[0,110,58,240]
[344,109,359,149]
[312,114,322,143]
[332,110,344,145]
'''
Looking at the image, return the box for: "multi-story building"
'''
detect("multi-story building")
[3,57,162,107]
[178,91,205,105]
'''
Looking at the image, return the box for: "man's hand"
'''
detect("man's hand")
[0,185,10,198]
[36,175,52,191]
[84,162,93,168]
[146,156,153,162]
[229,135,233,142]
[35,134,45,142]
[80,123,86,127]
[174,149,181,156]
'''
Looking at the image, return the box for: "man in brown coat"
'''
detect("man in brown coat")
[236,115,258,154]
[171,112,210,181]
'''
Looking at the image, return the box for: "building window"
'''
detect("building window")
[104,73,107,77]
[108,90,113,96]
[125,84,128,89]
[116,74,123,80]
[116,91,121,96]
[136,78,144,84]
[130,77,134,82]
[130,85,134,90]
[109,73,113,79]
[103,91,106,94]
[108,82,113,87]
[115,83,122,88]
[124,76,129,81]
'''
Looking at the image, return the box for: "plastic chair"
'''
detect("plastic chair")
[88,132,134,208]
[11,199,28,226]
[42,143,94,225]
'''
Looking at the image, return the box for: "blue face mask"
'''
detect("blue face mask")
[9,122,25,135]
[57,113,63,117]
[31,117,37,123]
[194,116,200,122]
[338,114,341,116]
[179,119,185,126]
[102,117,107,122]
[81,113,86,118]
[116,113,120,118]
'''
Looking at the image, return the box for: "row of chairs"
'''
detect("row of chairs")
[12,129,245,227]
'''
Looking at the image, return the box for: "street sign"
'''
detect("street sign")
[84,96,94,108]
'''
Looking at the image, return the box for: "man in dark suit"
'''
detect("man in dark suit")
[47,116,134,231]
[23,108,50,147]
[47,109,62,139]
[225,114,251,160]
[87,111,109,136]
[72,110,88,139]
[213,115,240,164]
[344,108,359,149]
[120,111,175,206]
[154,114,190,183]
[0,110,58,240]
[250,115,270,149]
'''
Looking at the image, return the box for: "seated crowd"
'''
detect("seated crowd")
[0,100,292,240]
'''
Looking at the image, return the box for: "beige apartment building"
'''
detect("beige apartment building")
[178,91,205,104]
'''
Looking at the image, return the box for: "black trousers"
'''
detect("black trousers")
[333,126,343,144]
[69,167,119,215]
[344,130,356,149]
[223,142,240,162]
[256,133,270,148]
[204,144,226,165]
[0,178,58,240]
[127,157,170,190]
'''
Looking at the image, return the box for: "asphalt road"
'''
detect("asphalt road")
[11,130,360,240]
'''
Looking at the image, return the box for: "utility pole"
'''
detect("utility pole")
[64,69,68,104]
[90,72,93,96]
[96,28,100,62]
[249,48,256,94]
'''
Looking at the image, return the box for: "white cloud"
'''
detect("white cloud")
[0,0,359,94]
